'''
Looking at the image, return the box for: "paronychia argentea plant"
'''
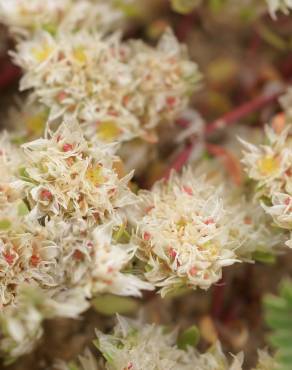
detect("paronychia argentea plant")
[0,0,291,368]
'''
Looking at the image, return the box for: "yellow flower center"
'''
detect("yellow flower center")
[32,45,53,62]
[97,121,121,141]
[73,47,87,64]
[25,111,47,136]
[258,156,279,176]
[86,165,105,186]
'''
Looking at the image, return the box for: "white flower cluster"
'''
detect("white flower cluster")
[0,122,152,359]
[19,121,136,221]
[130,162,284,296]
[266,0,292,17]
[95,316,244,370]
[241,123,292,247]
[59,316,278,370]
[0,0,130,38]
[10,29,200,143]
[130,168,245,296]
[0,285,89,362]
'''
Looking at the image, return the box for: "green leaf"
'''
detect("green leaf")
[264,280,292,370]
[43,23,57,36]
[253,250,276,265]
[67,362,80,370]
[280,281,292,308]
[208,0,226,12]
[264,295,288,312]
[177,325,200,350]
[93,339,114,363]
[258,23,288,51]
[113,224,130,243]
[114,0,139,18]
[0,219,11,230]
[266,312,292,329]
[92,295,139,316]
[17,201,29,216]
[269,331,292,348]
[171,0,201,14]
[18,167,32,182]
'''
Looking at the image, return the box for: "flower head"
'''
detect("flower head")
[0,0,132,38]
[241,122,292,247]
[18,120,136,221]
[12,29,200,143]
[131,168,244,296]
[95,316,243,370]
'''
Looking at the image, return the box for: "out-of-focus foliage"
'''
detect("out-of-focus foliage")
[264,280,292,370]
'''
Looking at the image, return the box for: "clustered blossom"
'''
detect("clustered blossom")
[131,168,245,296]
[58,317,278,370]
[241,122,292,247]
[131,162,285,296]
[0,0,131,38]
[2,0,200,143]
[0,0,287,366]
[0,285,90,362]
[18,121,136,221]
[95,316,244,370]
[0,122,152,359]
[10,29,200,143]
[189,158,284,259]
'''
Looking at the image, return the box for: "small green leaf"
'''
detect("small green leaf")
[171,0,201,14]
[17,201,29,216]
[252,250,276,265]
[177,325,200,350]
[266,312,292,329]
[93,339,114,363]
[208,0,226,12]
[67,362,80,370]
[269,331,292,348]
[114,0,139,18]
[113,224,130,243]
[43,23,57,36]
[92,295,138,316]
[264,296,288,312]
[18,167,31,182]
[0,219,11,230]
[258,23,288,51]
[280,280,292,308]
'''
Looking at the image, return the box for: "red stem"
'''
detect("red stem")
[205,89,284,135]
[0,58,21,89]
[163,142,195,180]
[163,89,284,178]
[211,278,226,319]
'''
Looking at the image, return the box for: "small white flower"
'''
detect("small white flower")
[0,0,132,38]
[19,120,136,221]
[95,315,244,370]
[11,29,200,143]
[131,168,243,296]
[241,122,292,247]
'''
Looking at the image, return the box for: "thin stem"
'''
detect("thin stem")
[163,89,284,178]
[0,58,21,90]
[205,89,284,135]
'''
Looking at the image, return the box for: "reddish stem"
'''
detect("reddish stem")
[211,278,226,319]
[163,142,195,180]
[205,89,284,135]
[163,89,284,178]
[0,58,21,89]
